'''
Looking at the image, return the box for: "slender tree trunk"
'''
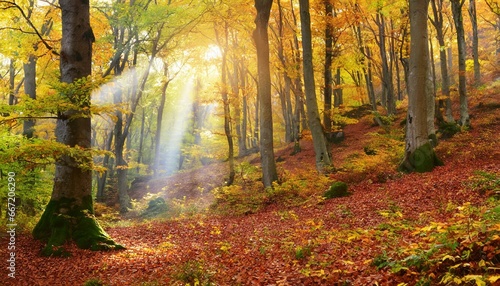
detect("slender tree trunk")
[497,15,500,64]
[468,0,480,85]
[377,12,395,115]
[429,35,444,126]
[23,55,36,138]
[229,50,246,156]
[33,0,122,255]
[447,46,455,86]
[427,56,437,145]
[254,0,278,187]
[218,22,236,185]
[290,1,306,136]
[395,51,402,101]
[275,0,294,143]
[334,68,343,107]
[114,97,130,213]
[116,52,154,211]
[153,67,170,177]
[451,0,470,127]
[401,0,441,173]
[8,59,17,106]
[239,67,249,152]
[323,0,333,131]
[193,77,203,146]
[299,0,332,170]
[430,0,454,123]
[353,23,375,108]
[366,47,377,111]
[97,129,113,202]
[136,108,146,172]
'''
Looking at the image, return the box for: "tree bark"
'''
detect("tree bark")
[430,0,454,123]
[353,22,376,111]
[468,0,480,85]
[96,128,113,202]
[469,0,481,85]
[216,21,236,185]
[323,0,333,131]
[376,11,395,115]
[427,56,437,145]
[400,0,442,173]
[240,66,249,152]
[33,0,123,256]
[8,59,18,106]
[334,67,343,107]
[451,0,470,127]
[299,0,332,170]
[254,0,278,187]
[275,0,295,143]
[23,55,36,138]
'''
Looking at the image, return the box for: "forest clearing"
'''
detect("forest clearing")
[2,83,499,285]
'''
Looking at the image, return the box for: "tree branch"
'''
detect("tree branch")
[0,0,59,55]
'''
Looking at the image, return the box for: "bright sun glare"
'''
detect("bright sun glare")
[203,45,222,61]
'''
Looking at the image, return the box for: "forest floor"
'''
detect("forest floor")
[3,83,500,285]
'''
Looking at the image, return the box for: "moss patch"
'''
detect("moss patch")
[437,121,461,139]
[324,182,349,199]
[33,196,125,256]
[141,197,168,218]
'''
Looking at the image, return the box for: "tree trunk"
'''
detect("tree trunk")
[254,0,278,187]
[276,0,295,143]
[231,54,248,156]
[377,12,395,115]
[427,56,437,145]
[290,1,306,137]
[429,34,444,126]
[114,87,131,213]
[96,128,113,202]
[217,22,236,185]
[8,59,17,106]
[400,0,442,173]
[193,77,203,146]
[299,0,332,170]
[136,108,146,172]
[468,0,480,85]
[497,15,500,65]
[23,55,36,138]
[334,67,343,107]
[430,0,454,123]
[451,0,470,127]
[323,0,333,131]
[353,22,375,109]
[447,46,455,86]
[240,67,249,152]
[153,68,170,177]
[33,0,123,256]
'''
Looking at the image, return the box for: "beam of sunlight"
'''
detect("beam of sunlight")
[160,77,195,175]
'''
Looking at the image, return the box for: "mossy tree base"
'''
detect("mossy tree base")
[33,195,125,256]
[399,142,443,173]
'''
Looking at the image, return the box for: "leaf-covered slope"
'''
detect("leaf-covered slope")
[2,86,499,286]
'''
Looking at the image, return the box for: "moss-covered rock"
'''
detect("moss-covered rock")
[324,182,349,199]
[33,196,125,256]
[141,197,168,218]
[438,121,461,139]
